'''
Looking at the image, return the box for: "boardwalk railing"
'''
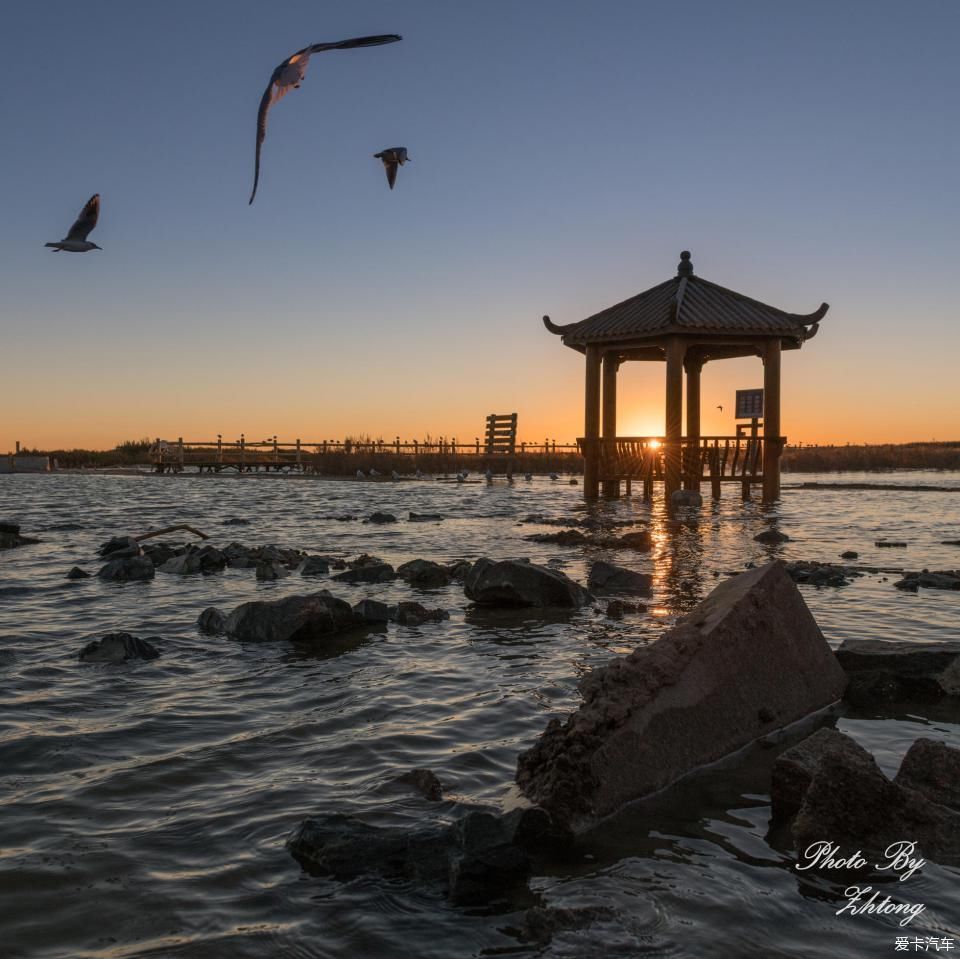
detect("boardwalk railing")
[150,435,580,474]
[577,435,781,498]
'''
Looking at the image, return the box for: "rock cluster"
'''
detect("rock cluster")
[893,570,960,592]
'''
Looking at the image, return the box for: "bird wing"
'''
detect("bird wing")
[66,194,99,241]
[306,34,401,55]
[384,160,398,189]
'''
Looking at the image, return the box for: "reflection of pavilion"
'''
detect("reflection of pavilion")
[544,251,828,502]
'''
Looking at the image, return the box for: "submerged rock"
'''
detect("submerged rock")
[397,559,452,589]
[98,555,155,582]
[392,768,444,801]
[0,522,39,550]
[840,550,859,560]
[300,556,331,576]
[409,512,444,522]
[465,558,592,608]
[66,566,90,580]
[754,529,790,544]
[367,512,398,524]
[391,601,449,626]
[605,599,645,619]
[670,490,702,508]
[587,561,652,594]
[224,591,356,643]
[515,562,847,832]
[836,639,960,702]
[197,607,227,634]
[893,571,960,592]
[223,517,250,526]
[894,738,960,811]
[332,563,397,585]
[771,728,873,820]
[79,632,160,663]
[785,561,853,588]
[524,529,592,546]
[875,540,907,548]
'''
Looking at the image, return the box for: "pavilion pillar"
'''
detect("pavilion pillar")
[664,337,685,500]
[583,344,602,499]
[601,352,619,498]
[762,338,782,502]
[684,355,702,491]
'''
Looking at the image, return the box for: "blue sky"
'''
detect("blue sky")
[2,0,958,449]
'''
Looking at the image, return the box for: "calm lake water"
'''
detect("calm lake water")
[1,471,958,958]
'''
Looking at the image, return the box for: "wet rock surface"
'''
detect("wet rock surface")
[79,632,161,663]
[224,591,357,643]
[836,639,960,702]
[516,562,847,832]
[587,561,652,594]
[465,558,592,608]
[197,607,227,634]
[894,738,960,811]
[66,566,90,580]
[98,555,155,582]
[397,559,452,589]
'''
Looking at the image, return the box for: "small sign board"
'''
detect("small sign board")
[735,388,764,420]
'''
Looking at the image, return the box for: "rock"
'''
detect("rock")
[224,591,356,643]
[409,512,444,522]
[793,748,960,866]
[98,555,155,582]
[770,728,874,820]
[331,563,397,585]
[300,556,330,576]
[392,768,444,801]
[942,540,960,547]
[465,558,592,609]
[894,576,920,592]
[367,512,398,524]
[159,545,226,575]
[0,521,20,535]
[587,561,652,594]
[79,632,160,663]
[97,535,141,559]
[524,529,592,546]
[875,540,907,548]
[840,550,859,559]
[894,738,960,811]
[0,522,36,550]
[256,560,290,581]
[141,542,181,567]
[520,905,619,944]
[515,561,847,832]
[352,599,391,624]
[348,553,386,568]
[754,529,790,544]
[287,807,541,904]
[835,640,960,702]
[197,607,227,634]
[785,561,852,588]
[446,560,473,582]
[397,559,452,589]
[66,566,90,580]
[223,517,250,526]
[895,571,960,592]
[391,602,449,626]
[670,489,702,508]
[616,531,653,551]
[605,599,645,619]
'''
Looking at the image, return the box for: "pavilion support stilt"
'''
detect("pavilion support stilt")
[664,338,685,501]
[684,357,702,490]
[583,345,602,499]
[601,352,619,498]
[762,339,782,503]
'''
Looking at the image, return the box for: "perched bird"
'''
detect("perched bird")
[45,194,101,252]
[249,34,402,204]
[549,472,559,481]
[485,467,493,482]
[356,469,365,479]
[456,471,467,483]
[415,468,422,480]
[716,405,723,412]
[391,470,399,481]
[369,467,380,477]
[524,473,533,481]
[373,147,409,189]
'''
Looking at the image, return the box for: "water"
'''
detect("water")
[1,471,958,958]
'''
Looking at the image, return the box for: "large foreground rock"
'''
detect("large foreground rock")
[836,639,960,702]
[515,561,846,831]
[224,591,356,642]
[464,558,592,608]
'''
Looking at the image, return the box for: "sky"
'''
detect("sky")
[1,0,958,451]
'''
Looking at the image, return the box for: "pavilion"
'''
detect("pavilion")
[543,251,828,502]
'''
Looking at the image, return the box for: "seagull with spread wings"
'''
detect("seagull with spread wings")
[374,147,410,189]
[45,194,101,252]
[249,33,402,204]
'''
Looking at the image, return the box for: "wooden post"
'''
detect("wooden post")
[684,355,702,491]
[217,434,223,465]
[664,338,685,500]
[177,436,184,470]
[763,339,782,502]
[601,351,619,497]
[296,438,301,467]
[583,345,602,499]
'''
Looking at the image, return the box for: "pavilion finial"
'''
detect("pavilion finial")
[677,250,694,277]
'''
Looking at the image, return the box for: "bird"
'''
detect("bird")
[549,472,559,481]
[391,470,400,481]
[524,473,533,481]
[249,34,402,204]
[415,468,422,480]
[485,467,493,482]
[45,194,101,252]
[373,147,409,189]
[369,467,380,477]
[356,469,365,479]
[716,405,723,412]
[456,471,467,483]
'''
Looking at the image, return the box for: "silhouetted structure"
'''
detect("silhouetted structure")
[544,251,827,502]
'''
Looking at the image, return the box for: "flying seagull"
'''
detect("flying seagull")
[45,194,101,252]
[373,147,409,189]
[716,405,723,412]
[249,34,402,204]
